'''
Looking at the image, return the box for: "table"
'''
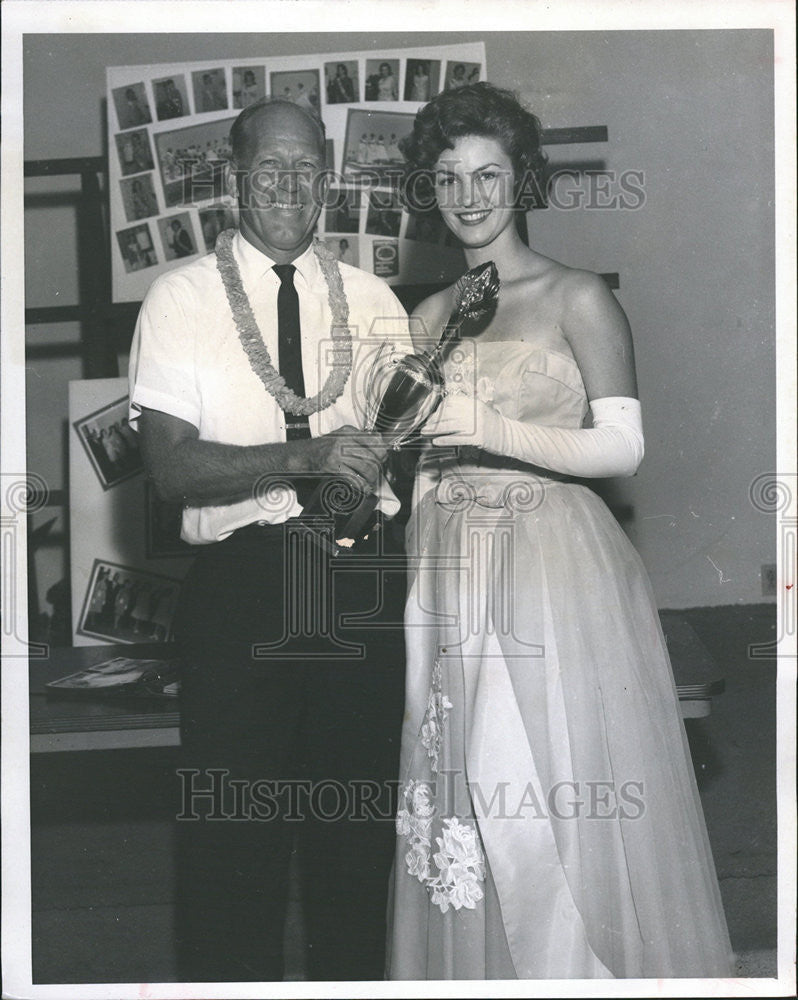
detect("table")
[29,616,724,752]
[29,643,179,753]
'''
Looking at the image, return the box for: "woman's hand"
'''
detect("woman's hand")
[420,393,644,477]
[421,395,502,450]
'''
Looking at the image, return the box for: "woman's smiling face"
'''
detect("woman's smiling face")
[433,134,517,249]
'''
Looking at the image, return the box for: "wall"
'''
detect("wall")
[22,30,776,609]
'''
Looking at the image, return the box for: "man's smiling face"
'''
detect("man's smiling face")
[232,102,327,263]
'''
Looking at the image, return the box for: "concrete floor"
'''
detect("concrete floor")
[28,603,780,984]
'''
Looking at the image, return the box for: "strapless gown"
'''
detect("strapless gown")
[386,341,734,980]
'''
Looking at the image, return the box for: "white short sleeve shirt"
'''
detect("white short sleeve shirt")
[129,232,411,543]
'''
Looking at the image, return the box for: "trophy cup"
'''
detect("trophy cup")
[326,260,501,551]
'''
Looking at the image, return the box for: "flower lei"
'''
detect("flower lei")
[215,228,353,415]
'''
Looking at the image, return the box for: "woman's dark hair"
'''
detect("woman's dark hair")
[400,82,548,212]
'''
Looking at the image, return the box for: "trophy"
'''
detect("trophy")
[326,260,501,551]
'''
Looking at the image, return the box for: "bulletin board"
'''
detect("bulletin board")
[107,42,486,301]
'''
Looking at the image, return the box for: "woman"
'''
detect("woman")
[409,61,431,102]
[447,63,468,90]
[386,83,733,980]
[238,69,260,108]
[377,61,398,101]
[330,63,356,104]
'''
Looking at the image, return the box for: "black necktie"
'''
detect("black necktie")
[273,264,315,506]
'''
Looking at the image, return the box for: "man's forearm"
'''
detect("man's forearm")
[151,437,319,506]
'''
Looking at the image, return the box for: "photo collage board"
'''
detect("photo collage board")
[108,42,486,302]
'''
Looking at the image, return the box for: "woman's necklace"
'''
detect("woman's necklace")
[215,228,353,416]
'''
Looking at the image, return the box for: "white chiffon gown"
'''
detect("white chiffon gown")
[386,340,734,979]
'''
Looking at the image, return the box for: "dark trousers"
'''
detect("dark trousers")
[173,522,406,982]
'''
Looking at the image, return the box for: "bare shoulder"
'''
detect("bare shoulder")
[546,262,637,399]
[544,264,624,326]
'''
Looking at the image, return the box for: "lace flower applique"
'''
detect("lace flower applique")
[420,658,453,773]
[396,780,486,914]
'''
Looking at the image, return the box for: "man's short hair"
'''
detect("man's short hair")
[229,97,326,166]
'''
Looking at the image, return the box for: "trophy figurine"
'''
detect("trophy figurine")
[326,259,501,551]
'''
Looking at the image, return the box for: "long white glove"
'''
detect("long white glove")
[421,395,644,478]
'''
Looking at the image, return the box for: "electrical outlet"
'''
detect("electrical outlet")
[761,563,777,596]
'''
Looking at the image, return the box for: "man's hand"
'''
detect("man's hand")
[310,426,388,494]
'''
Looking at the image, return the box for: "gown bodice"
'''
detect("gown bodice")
[430,340,591,507]
[442,339,589,429]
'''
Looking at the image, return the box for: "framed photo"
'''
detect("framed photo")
[199,203,237,250]
[154,117,235,207]
[365,189,402,238]
[116,223,158,273]
[156,212,198,261]
[232,65,266,108]
[114,128,155,177]
[152,74,189,121]
[111,82,152,130]
[443,60,481,91]
[119,174,159,222]
[145,482,193,559]
[342,108,414,180]
[191,67,228,113]
[77,559,182,644]
[324,236,359,269]
[324,185,362,233]
[364,59,400,102]
[404,58,441,102]
[269,69,320,114]
[73,395,143,490]
[324,60,359,104]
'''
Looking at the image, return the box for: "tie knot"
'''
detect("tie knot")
[272,263,296,286]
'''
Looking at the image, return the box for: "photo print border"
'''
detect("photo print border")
[73,395,143,491]
[77,558,182,645]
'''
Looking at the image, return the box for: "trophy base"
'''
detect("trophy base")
[296,487,382,557]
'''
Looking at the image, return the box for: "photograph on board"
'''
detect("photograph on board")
[111,81,152,129]
[342,108,414,179]
[232,65,266,108]
[156,213,198,261]
[116,223,159,273]
[191,67,228,113]
[269,68,321,114]
[364,58,400,101]
[324,60,359,104]
[73,396,143,490]
[114,128,155,176]
[403,58,441,102]
[153,74,190,120]
[77,559,181,644]
[154,117,235,207]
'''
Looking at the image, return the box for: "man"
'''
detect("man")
[157,78,184,120]
[168,218,194,258]
[121,86,151,128]
[199,71,225,112]
[128,98,408,982]
[337,237,354,265]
